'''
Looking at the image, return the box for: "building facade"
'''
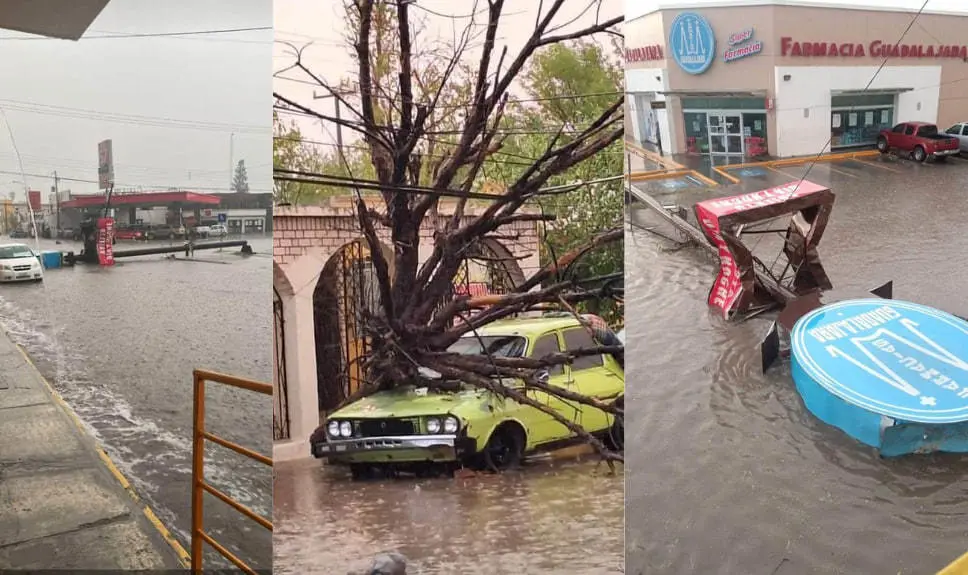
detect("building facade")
[625,1,968,158]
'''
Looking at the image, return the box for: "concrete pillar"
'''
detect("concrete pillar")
[273,289,320,461]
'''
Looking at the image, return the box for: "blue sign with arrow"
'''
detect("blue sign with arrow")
[218,213,227,223]
[669,12,716,75]
[791,299,968,424]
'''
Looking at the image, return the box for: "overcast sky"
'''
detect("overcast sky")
[273,0,621,148]
[0,0,272,201]
[626,0,968,21]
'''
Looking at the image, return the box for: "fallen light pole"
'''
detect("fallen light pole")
[63,240,251,265]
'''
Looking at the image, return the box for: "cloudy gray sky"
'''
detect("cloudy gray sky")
[273,0,621,148]
[0,0,272,201]
[625,0,968,21]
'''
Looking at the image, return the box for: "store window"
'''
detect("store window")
[830,94,895,149]
[684,112,709,154]
[742,112,768,157]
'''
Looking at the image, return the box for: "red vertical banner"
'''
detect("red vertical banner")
[28,190,41,211]
[96,217,115,266]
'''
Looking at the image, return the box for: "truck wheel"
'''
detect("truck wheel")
[877,136,889,153]
[481,424,524,472]
[913,146,927,162]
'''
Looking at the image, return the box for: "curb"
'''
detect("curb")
[14,343,192,568]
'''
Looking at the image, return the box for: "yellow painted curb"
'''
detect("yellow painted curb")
[624,140,684,170]
[938,550,968,575]
[15,344,192,568]
[712,166,741,184]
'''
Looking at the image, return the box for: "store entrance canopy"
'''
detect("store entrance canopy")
[0,0,109,41]
[830,88,913,97]
[658,90,768,98]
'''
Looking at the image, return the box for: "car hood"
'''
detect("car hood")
[0,257,36,266]
[331,387,490,419]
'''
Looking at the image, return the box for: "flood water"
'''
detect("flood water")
[274,457,624,574]
[626,156,968,574]
[0,235,273,569]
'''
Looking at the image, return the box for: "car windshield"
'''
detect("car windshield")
[0,245,34,259]
[447,335,527,358]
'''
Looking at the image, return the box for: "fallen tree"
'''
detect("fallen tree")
[274,0,625,463]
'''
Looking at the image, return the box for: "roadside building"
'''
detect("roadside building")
[625,1,968,158]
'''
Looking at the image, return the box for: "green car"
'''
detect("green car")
[310,316,624,477]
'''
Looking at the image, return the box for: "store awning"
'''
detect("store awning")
[831,88,912,96]
[658,90,768,98]
[0,0,110,41]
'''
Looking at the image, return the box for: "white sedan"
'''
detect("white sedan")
[0,244,43,282]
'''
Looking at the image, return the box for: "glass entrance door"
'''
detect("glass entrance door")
[708,114,744,155]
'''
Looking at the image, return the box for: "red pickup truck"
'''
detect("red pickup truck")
[877,122,960,162]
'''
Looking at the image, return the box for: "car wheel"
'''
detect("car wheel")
[481,424,524,472]
[605,397,624,453]
[914,146,927,162]
[877,137,889,153]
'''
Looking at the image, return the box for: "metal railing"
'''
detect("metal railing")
[191,369,273,574]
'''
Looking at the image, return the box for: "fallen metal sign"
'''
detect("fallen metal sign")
[693,180,835,321]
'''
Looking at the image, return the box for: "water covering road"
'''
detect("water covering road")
[274,456,624,574]
[0,235,272,569]
[626,156,968,574]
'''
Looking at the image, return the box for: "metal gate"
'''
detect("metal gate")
[314,240,379,413]
[272,287,290,441]
[446,238,521,323]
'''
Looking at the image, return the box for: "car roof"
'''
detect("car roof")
[468,315,586,337]
[903,121,933,127]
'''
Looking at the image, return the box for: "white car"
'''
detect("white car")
[208,224,228,237]
[944,122,968,152]
[0,244,43,282]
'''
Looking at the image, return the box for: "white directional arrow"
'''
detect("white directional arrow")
[826,345,920,397]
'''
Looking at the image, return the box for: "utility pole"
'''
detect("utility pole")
[229,132,235,192]
[53,170,59,236]
[312,91,345,157]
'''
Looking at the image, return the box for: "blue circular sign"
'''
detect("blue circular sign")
[791,299,968,424]
[669,12,716,75]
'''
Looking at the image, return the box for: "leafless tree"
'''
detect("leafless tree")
[274,0,625,462]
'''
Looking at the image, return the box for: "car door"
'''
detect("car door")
[528,330,571,444]
[959,125,968,152]
[559,327,620,434]
[901,123,916,150]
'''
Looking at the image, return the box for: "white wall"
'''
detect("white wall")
[774,65,942,157]
[625,67,675,154]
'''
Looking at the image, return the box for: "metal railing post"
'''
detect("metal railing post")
[190,373,206,572]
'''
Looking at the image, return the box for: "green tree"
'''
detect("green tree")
[484,40,624,323]
[232,159,250,193]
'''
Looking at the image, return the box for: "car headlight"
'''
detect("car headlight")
[443,416,459,434]
[339,421,353,438]
[1,265,10,271]
[327,420,340,438]
[426,417,441,434]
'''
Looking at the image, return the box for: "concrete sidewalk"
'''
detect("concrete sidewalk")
[0,330,186,570]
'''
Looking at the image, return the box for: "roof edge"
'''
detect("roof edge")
[626,0,968,24]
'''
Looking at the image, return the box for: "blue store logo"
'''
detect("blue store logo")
[669,12,716,75]
[792,300,968,424]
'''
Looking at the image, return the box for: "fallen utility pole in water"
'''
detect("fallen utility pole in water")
[64,240,252,265]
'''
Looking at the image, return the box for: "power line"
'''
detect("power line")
[0,26,272,41]
[274,169,623,200]
[0,168,273,193]
[0,98,267,134]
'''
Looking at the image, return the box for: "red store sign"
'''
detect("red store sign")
[626,45,664,63]
[781,37,968,59]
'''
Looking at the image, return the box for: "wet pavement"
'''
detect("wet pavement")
[0,235,272,569]
[626,155,968,574]
[273,457,624,575]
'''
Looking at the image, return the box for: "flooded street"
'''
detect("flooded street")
[0,235,273,569]
[274,458,623,574]
[626,156,968,574]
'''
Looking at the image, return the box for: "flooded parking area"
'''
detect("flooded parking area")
[626,154,968,574]
[0,236,273,569]
[273,457,623,574]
